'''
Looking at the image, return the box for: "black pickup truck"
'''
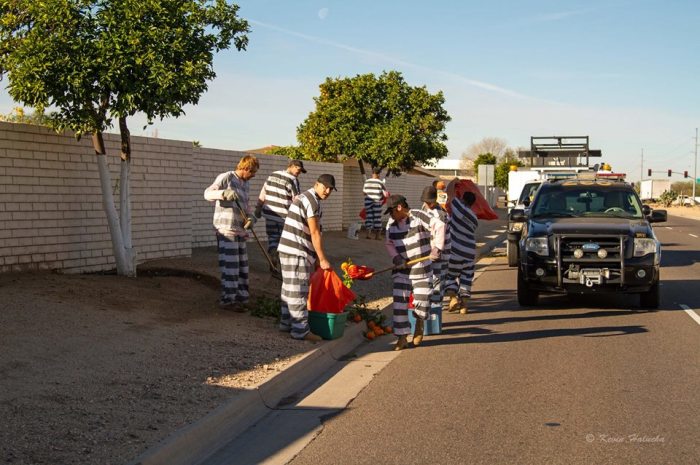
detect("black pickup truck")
[510,175,667,308]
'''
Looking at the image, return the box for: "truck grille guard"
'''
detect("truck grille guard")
[555,234,626,288]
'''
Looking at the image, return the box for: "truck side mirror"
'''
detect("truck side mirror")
[510,209,527,222]
[642,205,651,216]
[648,209,667,223]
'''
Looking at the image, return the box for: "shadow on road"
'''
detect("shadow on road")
[423,324,648,347]
[444,309,641,328]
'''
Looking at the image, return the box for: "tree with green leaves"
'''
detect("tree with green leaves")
[473,153,497,183]
[0,106,50,125]
[494,149,523,189]
[0,0,249,276]
[297,71,451,175]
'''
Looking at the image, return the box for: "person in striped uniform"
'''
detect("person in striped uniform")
[444,191,478,314]
[363,167,388,239]
[384,194,433,350]
[254,159,306,276]
[204,155,260,312]
[417,186,451,318]
[277,174,337,342]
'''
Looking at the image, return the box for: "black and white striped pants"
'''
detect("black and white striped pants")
[216,231,249,305]
[279,253,314,339]
[364,198,383,231]
[392,273,431,336]
[444,248,475,298]
[265,220,284,253]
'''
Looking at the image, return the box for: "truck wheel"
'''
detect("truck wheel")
[507,241,518,267]
[639,282,660,309]
[517,268,539,306]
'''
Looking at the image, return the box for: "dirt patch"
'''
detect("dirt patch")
[0,232,395,465]
[0,271,308,465]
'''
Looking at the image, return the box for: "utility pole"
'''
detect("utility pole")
[694,128,698,205]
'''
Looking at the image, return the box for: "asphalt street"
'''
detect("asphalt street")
[270,215,698,465]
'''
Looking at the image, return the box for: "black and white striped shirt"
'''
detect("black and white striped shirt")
[278,188,323,262]
[386,210,432,278]
[449,198,478,255]
[363,178,387,202]
[205,171,250,234]
[259,170,301,224]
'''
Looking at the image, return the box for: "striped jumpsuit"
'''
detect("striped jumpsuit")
[385,211,433,337]
[416,205,451,310]
[363,177,387,232]
[277,189,324,339]
[204,171,251,305]
[444,198,478,298]
[258,170,301,253]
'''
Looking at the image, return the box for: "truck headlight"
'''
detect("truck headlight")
[526,237,549,256]
[633,238,658,257]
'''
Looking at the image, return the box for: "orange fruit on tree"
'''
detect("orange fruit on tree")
[383,326,392,334]
[365,331,376,340]
[367,320,377,329]
[353,314,362,323]
[374,328,384,336]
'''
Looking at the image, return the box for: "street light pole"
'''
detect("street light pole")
[694,128,698,205]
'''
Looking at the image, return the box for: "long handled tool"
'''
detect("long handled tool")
[353,256,431,280]
[230,196,282,280]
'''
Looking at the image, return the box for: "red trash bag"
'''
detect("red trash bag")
[308,269,356,313]
[359,208,367,220]
[445,179,498,220]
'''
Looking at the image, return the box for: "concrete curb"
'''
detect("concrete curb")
[130,305,374,465]
[130,232,507,465]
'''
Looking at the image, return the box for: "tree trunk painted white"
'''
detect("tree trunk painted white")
[119,160,135,275]
[96,154,133,275]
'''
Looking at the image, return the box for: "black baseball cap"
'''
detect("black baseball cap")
[289,159,307,173]
[317,174,337,191]
[384,194,409,214]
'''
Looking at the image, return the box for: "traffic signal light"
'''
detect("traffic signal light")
[684,171,688,178]
[647,169,652,176]
[668,169,672,177]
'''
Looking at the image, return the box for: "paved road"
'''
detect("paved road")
[202,215,700,465]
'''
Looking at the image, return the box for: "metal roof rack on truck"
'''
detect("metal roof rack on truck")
[517,136,602,169]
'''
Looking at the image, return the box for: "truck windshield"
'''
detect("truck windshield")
[531,187,644,219]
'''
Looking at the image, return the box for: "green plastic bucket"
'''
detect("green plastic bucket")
[308,311,348,340]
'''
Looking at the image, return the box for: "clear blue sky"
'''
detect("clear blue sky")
[1,0,698,182]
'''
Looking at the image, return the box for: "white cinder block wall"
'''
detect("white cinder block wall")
[1,122,354,273]
[0,123,193,273]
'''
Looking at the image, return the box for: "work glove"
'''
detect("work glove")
[254,204,263,219]
[392,255,406,269]
[243,215,257,230]
[429,247,441,261]
[222,188,238,202]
